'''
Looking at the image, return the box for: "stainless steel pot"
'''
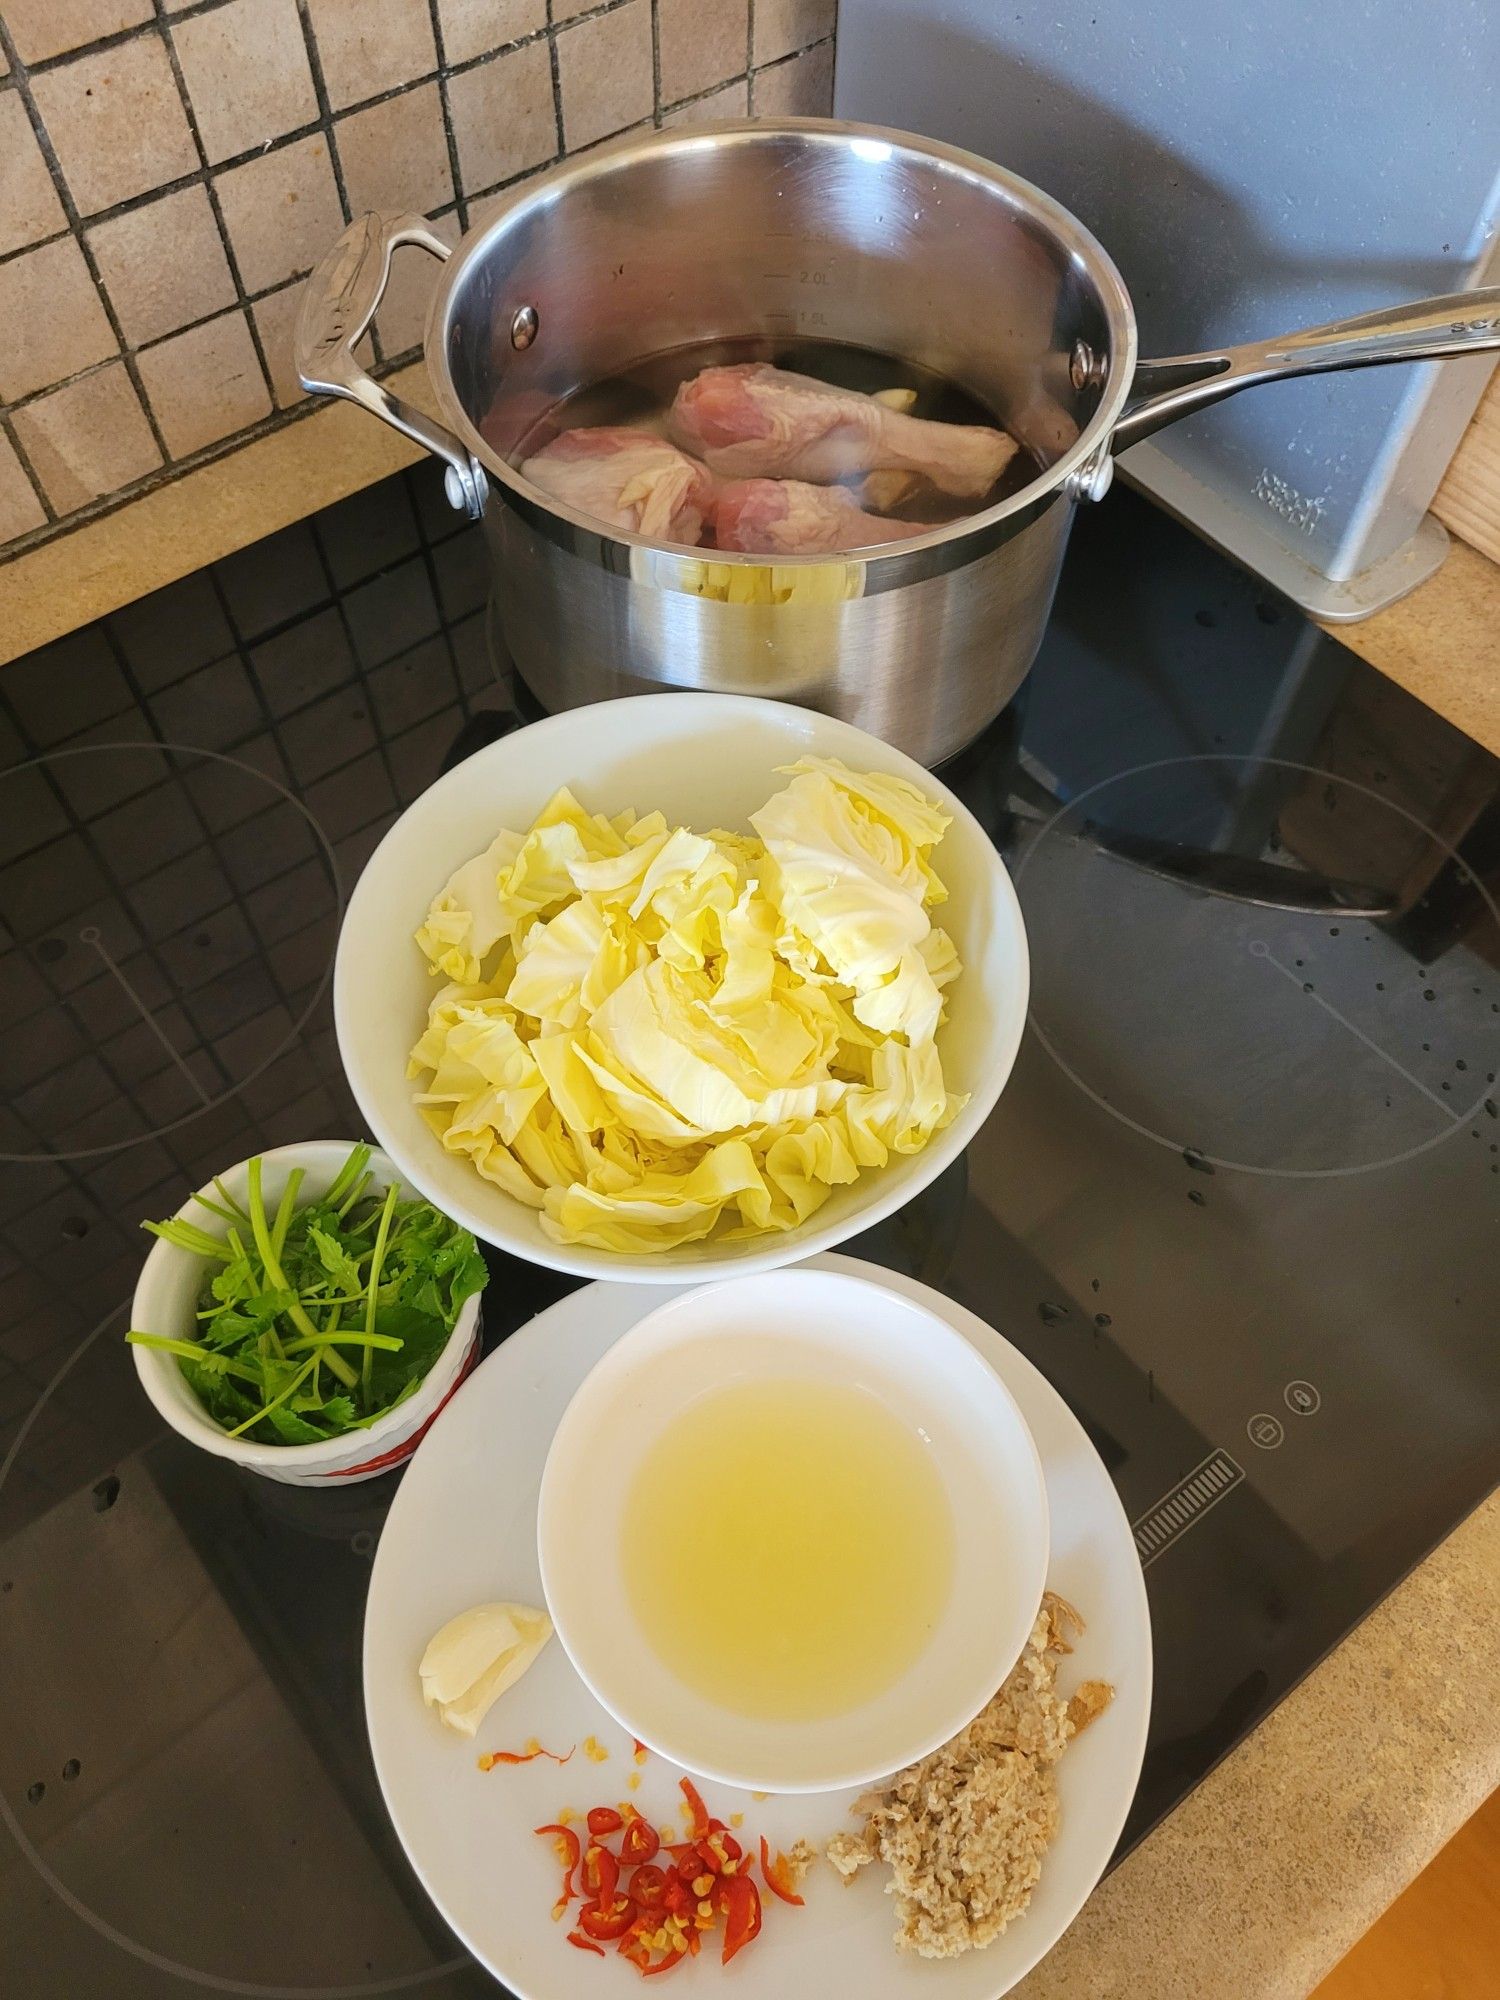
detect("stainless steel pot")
[297,119,1500,767]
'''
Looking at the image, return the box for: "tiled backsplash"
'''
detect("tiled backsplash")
[0,0,836,561]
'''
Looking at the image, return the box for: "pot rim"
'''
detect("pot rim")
[422,115,1139,567]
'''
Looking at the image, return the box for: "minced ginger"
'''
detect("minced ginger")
[825,1592,1113,1958]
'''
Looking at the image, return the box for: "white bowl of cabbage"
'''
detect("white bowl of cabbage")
[334,694,1029,1280]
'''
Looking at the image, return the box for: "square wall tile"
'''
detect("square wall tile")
[435,0,545,67]
[172,0,319,166]
[216,519,328,636]
[659,0,748,106]
[88,184,236,347]
[0,437,46,542]
[31,35,198,216]
[752,0,835,66]
[0,238,117,403]
[374,210,459,357]
[216,133,344,293]
[335,80,454,217]
[10,362,162,513]
[345,553,440,665]
[447,40,555,197]
[109,572,234,686]
[556,0,653,153]
[248,604,355,712]
[0,93,66,260]
[660,77,749,127]
[3,0,153,67]
[137,312,273,458]
[751,39,834,116]
[550,0,597,18]
[304,0,437,112]
[315,475,420,586]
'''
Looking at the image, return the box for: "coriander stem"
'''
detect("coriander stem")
[189,1192,242,1226]
[125,1332,263,1389]
[142,1218,232,1261]
[245,1156,324,1348]
[285,1332,404,1353]
[335,1172,371,1219]
[213,1175,249,1220]
[361,1183,400,1397]
[325,1143,372,1210]
[226,1353,320,1440]
[269,1167,304,1262]
[313,1308,359,1389]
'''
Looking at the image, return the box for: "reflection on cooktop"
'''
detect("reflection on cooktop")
[1016,753,1500,1177]
[1,744,342,1165]
[1,471,1496,1993]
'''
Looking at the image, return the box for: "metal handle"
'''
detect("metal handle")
[1113,286,1500,454]
[295,211,485,519]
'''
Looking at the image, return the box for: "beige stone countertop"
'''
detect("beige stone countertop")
[2,389,1498,1997]
[1016,1490,1500,2000]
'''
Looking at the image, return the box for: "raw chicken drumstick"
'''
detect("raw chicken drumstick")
[669,362,1018,499]
[715,478,923,554]
[520,426,715,543]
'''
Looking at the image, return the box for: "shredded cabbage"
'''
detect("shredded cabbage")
[408,762,965,1252]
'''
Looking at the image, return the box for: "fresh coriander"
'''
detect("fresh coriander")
[127,1146,487,1447]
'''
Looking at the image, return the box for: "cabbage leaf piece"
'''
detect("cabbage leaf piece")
[407,765,966,1254]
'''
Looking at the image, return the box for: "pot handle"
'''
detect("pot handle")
[295,211,485,519]
[1111,286,1500,454]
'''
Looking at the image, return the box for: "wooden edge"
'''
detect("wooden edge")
[1433,369,1500,568]
[1316,537,1500,762]
[0,362,437,667]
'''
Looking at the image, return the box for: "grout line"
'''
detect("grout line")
[746,0,757,107]
[2,273,375,423]
[0,224,73,274]
[293,0,356,229]
[4,14,181,79]
[0,6,650,271]
[150,1,278,415]
[10,0,243,77]
[0,123,318,269]
[650,0,662,123]
[425,0,471,234]
[660,68,753,118]
[0,409,57,526]
[546,0,567,156]
[0,17,174,464]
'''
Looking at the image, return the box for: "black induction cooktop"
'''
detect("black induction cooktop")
[2,475,1497,1997]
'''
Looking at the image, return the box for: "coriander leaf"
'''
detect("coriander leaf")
[307,1225,364,1296]
[264,1406,327,1445]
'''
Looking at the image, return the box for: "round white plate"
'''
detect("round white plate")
[364,1255,1152,1998]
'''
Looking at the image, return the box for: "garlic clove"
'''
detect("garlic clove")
[419,1600,552,1723]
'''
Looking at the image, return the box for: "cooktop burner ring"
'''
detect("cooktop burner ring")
[1013,752,1500,1179]
[0,1302,471,1997]
[0,742,344,1167]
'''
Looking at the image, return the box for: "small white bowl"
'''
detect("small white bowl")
[130,1141,483,1487]
[537,1267,1049,1794]
[334,692,1030,1283]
